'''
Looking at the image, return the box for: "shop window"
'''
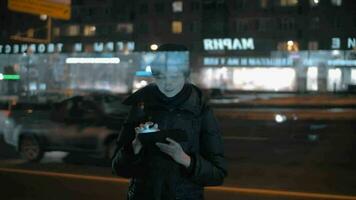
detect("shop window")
[200,67,296,91]
[117,23,134,34]
[327,68,342,91]
[83,25,96,36]
[307,67,318,91]
[351,69,356,84]
[172,21,182,34]
[280,0,298,6]
[331,0,342,6]
[67,25,80,36]
[172,1,183,12]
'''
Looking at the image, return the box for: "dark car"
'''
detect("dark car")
[3,93,129,162]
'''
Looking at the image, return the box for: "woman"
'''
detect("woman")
[112,44,227,200]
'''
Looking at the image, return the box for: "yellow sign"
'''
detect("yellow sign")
[8,0,71,20]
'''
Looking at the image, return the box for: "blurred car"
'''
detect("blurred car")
[2,93,129,162]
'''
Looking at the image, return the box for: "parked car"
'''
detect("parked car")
[2,93,129,162]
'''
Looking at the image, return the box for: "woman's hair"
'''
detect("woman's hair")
[151,43,190,78]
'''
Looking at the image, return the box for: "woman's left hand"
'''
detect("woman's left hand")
[156,138,191,168]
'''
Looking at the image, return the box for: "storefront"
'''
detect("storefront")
[196,37,356,93]
[0,41,189,97]
[0,41,137,96]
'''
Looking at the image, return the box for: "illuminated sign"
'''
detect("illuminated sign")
[331,37,356,49]
[8,0,71,20]
[348,38,356,49]
[203,38,255,51]
[203,56,356,67]
[203,57,293,66]
[0,74,20,80]
[0,41,135,54]
[65,57,120,64]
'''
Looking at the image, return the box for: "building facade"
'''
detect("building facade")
[1,0,356,94]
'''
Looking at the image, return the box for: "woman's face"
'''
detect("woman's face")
[153,68,185,97]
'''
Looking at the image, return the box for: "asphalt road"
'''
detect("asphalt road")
[0,112,356,200]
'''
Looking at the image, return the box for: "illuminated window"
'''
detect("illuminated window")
[280,0,298,6]
[27,28,35,37]
[172,21,182,34]
[331,0,342,6]
[260,0,268,8]
[277,41,299,51]
[200,67,296,91]
[307,67,318,91]
[84,25,96,36]
[327,68,342,91]
[351,69,356,84]
[117,23,134,34]
[172,1,183,12]
[53,27,60,37]
[67,25,80,36]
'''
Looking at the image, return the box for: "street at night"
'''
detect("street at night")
[1,0,356,199]
[1,105,356,200]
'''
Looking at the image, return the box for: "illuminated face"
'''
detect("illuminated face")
[153,67,185,97]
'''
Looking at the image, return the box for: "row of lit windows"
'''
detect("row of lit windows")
[139,1,186,13]
[258,0,342,8]
[54,15,352,38]
[53,21,185,37]
[134,0,343,14]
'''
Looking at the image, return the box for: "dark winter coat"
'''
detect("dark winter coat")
[112,83,227,200]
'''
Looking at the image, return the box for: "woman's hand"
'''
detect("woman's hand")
[132,124,144,154]
[156,138,191,168]
[133,122,159,154]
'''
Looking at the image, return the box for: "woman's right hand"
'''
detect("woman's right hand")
[132,122,159,154]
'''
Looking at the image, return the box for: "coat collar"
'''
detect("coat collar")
[123,83,203,116]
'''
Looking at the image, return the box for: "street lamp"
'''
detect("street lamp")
[150,44,159,51]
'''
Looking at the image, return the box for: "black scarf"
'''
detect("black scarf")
[153,84,192,108]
